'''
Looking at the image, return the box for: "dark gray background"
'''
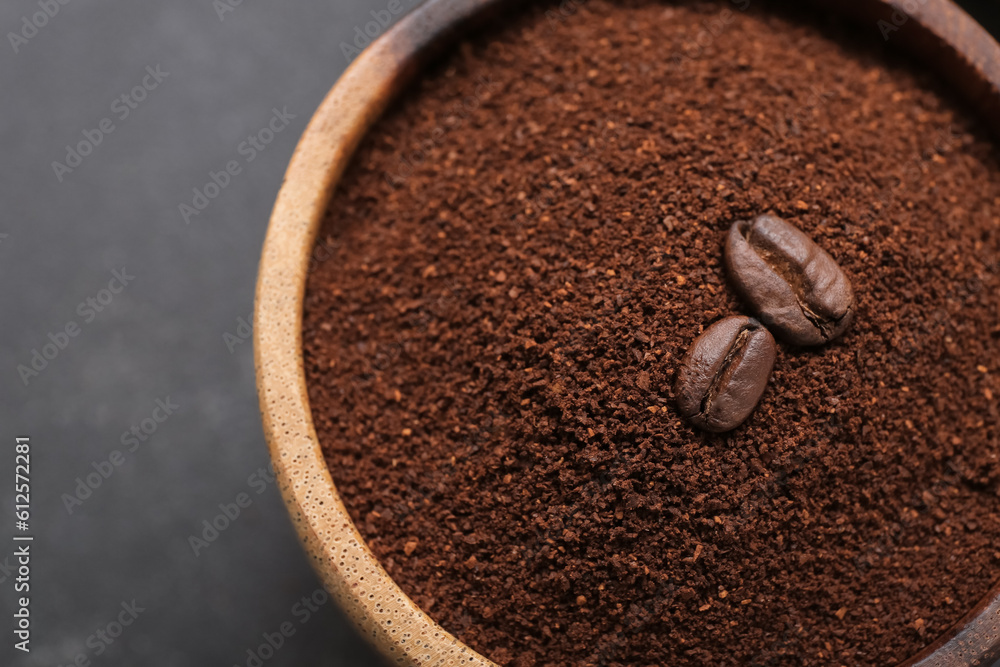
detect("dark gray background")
[1,1,999,666]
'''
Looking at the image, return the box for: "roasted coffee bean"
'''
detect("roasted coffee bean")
[725,214,854,346]
[674,316,776,433]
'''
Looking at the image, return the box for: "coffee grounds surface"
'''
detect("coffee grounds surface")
[302,2,1000,664]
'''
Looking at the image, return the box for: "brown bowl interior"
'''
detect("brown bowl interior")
[254,1,1000,665]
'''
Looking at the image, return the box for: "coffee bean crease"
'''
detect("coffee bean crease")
[725,214,854,346]
[675,316,776,433]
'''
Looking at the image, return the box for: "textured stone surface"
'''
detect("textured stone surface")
[0,0,403,664]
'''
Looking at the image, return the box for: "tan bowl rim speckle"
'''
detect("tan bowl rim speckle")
[254,0,1000,665]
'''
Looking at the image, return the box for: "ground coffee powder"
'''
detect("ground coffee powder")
[302,1,1000,664]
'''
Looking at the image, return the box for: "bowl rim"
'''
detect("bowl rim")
[253,0,501,663]
[255,0,1000,665]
